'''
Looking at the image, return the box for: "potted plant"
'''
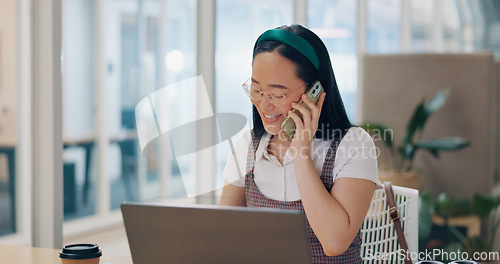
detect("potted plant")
[419,191,500,262]
[360,89,469,189]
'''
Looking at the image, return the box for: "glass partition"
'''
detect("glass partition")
[308,0,358,121]
[441,0,461,52]
[214,0,293,187]
[367,0,401,53]
[106,0,197,206]
[0,0,19,236]
[410,0,434,52]
[62,0,198,222]
[63,0,97,220]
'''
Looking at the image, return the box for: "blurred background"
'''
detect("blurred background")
[0,0,499,260]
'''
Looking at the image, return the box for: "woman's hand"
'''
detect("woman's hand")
[286,92,326,159]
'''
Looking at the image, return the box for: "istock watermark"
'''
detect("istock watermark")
[365,248,500,262]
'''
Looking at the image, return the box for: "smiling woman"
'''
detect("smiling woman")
[219,24,382,263]
[248,51,307,135]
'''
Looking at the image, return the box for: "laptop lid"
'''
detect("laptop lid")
[121,203,311,264]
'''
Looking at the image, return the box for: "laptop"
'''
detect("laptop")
[121,203,311,264]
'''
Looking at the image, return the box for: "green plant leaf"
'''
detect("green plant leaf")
[403,89,451,145]
[403,101,427,144]
[399,142,416,160]
[472,193,498,219]
[435,193,472,218]
[425,89,450,115]
[358,122,393,149]
[419,191,434,247]
[448,198,472,216]
[435,193,450,217]
[360,89,469,173]
[425,148,440,158]
[415,137,469,151]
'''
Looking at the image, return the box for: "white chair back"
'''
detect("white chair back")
[361,185,419,264]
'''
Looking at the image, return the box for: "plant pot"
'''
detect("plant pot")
[378,169,421,190]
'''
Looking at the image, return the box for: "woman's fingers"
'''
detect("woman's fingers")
[291,100,311,127]
[289,92,327,144]
[300,93,325,122]
[315,92,326,120]
[287,110,304,130]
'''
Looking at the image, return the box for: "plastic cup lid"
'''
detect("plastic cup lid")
[59,244,102,260]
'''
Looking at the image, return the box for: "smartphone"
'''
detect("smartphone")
[280,81,324,141]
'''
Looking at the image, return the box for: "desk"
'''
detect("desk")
[0,244,133,264]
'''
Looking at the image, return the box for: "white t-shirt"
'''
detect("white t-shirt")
[223,126,382,202]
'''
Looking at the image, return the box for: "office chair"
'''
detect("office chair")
[361,185,419,264]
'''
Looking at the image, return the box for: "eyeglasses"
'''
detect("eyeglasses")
[242,78,307,107]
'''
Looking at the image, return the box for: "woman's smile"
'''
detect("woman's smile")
[262,113,283,122]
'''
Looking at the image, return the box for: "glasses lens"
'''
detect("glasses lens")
[243,79,261,101]
[242,79,252,96]
[249,86,261,101]
[269,95,286,107]
[243,77,297,107]
[242,83,251,97]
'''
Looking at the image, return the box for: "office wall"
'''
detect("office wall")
[0,0,18,144]
[362,53,495,198]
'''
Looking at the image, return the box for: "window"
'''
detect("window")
[62,0,197,233]
[308,0,358,121]
[410,0,434,52]
[409,0,462,53]
[441,0,461,52]
[63,0,97,220]
[367,0,401,53]
[214,0,293,185]
[0,0,19,237]
[160,0,197,197]
[106,0,165,208]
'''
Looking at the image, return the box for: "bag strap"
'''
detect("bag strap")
[384,182,412,264]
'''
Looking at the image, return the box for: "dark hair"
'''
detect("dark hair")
[252,24,353,140]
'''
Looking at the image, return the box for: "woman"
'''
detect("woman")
[219,24,381,263]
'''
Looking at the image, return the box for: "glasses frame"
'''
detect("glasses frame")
[242,78,308,107]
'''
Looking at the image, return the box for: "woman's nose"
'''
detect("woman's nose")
[259,95,275,111]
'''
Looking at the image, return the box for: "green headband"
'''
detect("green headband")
[255,29,320,70]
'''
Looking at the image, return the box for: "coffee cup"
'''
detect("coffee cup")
[59,244,102,264]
